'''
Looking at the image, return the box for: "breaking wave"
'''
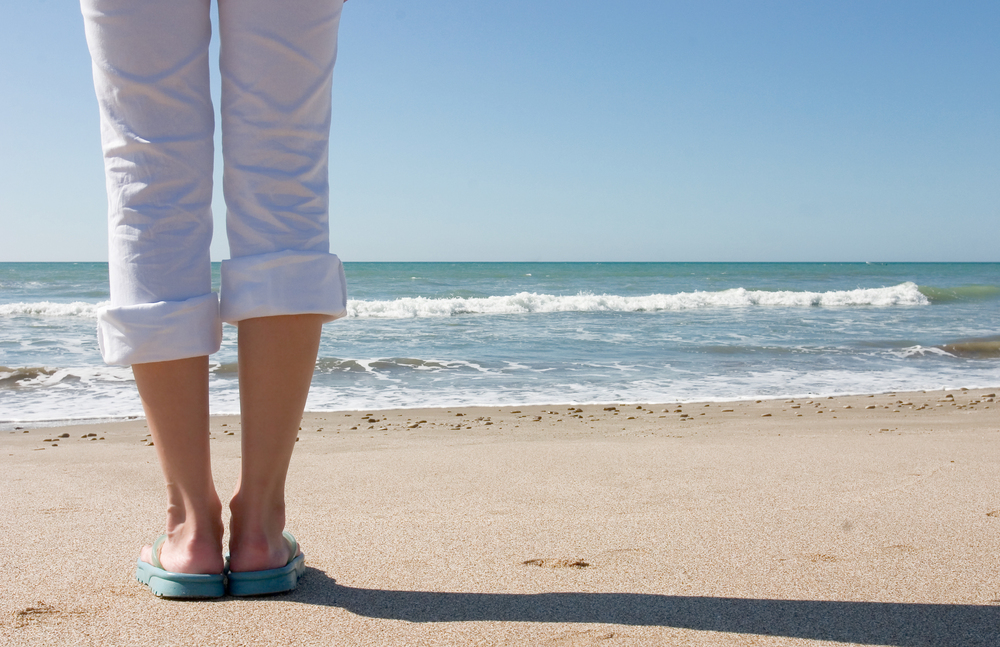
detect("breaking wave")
[0,301,106,317]
[0,365,133,389]
[0,282,932,321]
[347,282,930,319]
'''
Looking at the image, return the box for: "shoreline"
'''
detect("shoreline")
[3,387,998,645]
[3,385,998,433]
[6,387,996,438]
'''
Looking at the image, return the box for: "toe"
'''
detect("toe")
[139,542,156,567]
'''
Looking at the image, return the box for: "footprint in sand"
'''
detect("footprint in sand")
[523,558,590,569]
[548,628,617,645]
[13,602,79,628]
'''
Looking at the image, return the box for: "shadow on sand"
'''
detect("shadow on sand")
[267,568,1000,646]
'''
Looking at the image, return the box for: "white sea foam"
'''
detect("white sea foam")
[347,282,929,319]
[0,365,133,388]
[0,283,932,320]
[0,301,106,317]
[895,345,956,359]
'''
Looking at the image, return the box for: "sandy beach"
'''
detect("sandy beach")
[2,388,998,646]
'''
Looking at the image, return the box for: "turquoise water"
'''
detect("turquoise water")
[1,262,998,425]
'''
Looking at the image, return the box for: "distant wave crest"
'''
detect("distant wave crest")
[1,283,930,320]
[0,301,106,317]
[348,282,930,319]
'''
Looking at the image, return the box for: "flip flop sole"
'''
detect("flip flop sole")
[226,553,306,596]
[135,558,225,599]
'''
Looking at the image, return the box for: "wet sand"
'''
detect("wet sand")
[2,388,999,646]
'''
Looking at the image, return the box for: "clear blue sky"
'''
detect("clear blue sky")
[1,0,997,262]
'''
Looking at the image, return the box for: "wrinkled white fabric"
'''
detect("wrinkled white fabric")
[82,0,346,366]
[221,250,346,324]
[98,293,223,366]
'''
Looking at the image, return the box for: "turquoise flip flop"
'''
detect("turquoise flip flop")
[135,535,225,599]
[226,531,305,596]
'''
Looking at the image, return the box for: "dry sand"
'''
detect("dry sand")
[2,388,999,646]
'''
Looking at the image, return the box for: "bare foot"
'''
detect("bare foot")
[139,528,225,575]
[227,529,302,573]
[227,496,302,573]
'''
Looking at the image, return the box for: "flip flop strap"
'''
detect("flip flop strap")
[151,534,168,570]
[282,531,298,566]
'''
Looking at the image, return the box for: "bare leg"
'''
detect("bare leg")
[133,356,225,574]
[228,314,323,572]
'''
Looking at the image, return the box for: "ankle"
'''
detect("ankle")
[165,493,224,536]
[229,486,286,531]
[227,493,291,572]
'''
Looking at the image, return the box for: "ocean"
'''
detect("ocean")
[1,262,998,428]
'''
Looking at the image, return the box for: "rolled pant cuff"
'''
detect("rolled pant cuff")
[220,250,348,324]
[97,293,223,366]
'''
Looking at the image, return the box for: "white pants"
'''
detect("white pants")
[82,0,347,366]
